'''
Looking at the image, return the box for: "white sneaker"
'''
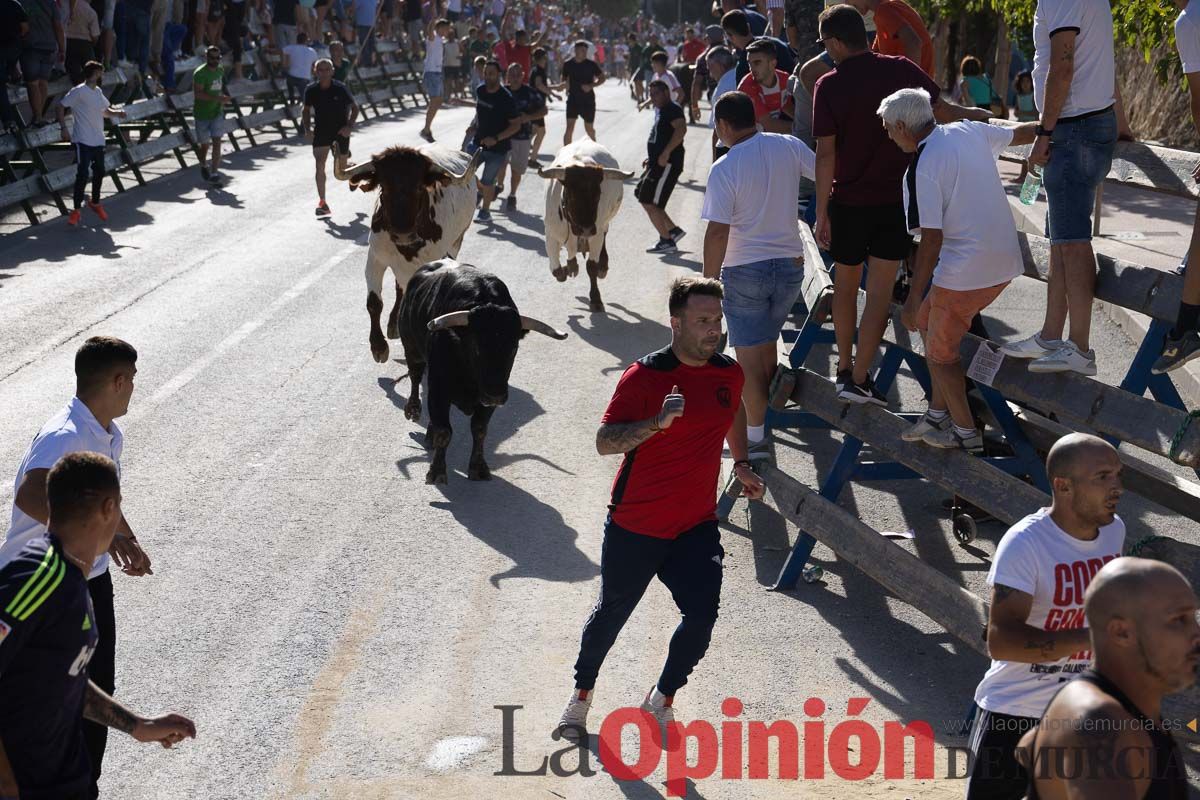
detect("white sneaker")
[639,687,676,726]
[553,690,591,742]
[901,413,950,442]
[1028,343,1097,376]
[999,333,1064,359]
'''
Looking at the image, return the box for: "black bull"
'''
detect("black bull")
[397,260,568,484]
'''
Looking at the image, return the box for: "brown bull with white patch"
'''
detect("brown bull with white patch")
[333,142,480,362]
[540,140,633,313]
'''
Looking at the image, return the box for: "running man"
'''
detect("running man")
[471,59,521,222]
[554,277,764,740]
[1016,557,1195,799]
[0,453,196,798]
[496,61,546,212]
[966,433,1125,800]
[555,40,605,145]
[301,57,359,217]
[3,336,153,797]
[57,61,126,227]
[527,46,557,165]
[637,79,687,255]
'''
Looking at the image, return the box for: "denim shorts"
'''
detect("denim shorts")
[423,71,444,98]
[721,257,805,348]
[477,148,508,186]
[1042,108,1117,244]
[194,116,222,141]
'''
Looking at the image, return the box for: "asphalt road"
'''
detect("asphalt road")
[0,84,1197,798]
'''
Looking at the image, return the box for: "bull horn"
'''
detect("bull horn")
[427,310,471,331]
[538,167,568,181]
[332,142,375,181]
[602,168,635,180]
[431,149,482,184]
[520,316,569,340]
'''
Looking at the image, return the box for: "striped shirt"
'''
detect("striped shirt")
[0,534,97,798]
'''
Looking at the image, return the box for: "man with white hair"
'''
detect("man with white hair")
[879,87,1037,450]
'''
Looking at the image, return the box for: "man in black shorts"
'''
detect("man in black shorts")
[637,79,687,255]
[527,46,556,165]
[1016,557,1195,800]
[0,453,196,798]
[555,40,604,145]
[554,277,764,741]
[302,57,359,217]
[810,5,984,404]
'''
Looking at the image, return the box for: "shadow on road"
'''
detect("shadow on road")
[322,211,370,242]
[566,301,671,376]
[580,733,710,800]
[476,217,547,255]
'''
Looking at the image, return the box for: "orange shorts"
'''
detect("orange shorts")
[917,282,1010,364]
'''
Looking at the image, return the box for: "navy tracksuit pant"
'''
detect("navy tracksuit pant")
[573,517,724,696]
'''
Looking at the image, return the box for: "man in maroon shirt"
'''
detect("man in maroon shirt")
[493,22,539,82]
[811,4,986,406]
[554,277,764,741]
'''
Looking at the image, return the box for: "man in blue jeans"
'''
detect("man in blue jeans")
[999,0,1131,377]
[471,59,520,222]
[554,277,764,742]
[702,91,813,456]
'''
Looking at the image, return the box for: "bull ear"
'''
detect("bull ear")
[520,316,569,340]
[538,167,567,181]
[601,168,635,180]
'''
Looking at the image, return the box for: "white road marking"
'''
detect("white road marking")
[125,245,358,424]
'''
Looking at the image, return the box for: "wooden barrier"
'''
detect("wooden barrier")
[2,43,426,225]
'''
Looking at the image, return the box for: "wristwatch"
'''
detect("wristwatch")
[1036,124,1053,138]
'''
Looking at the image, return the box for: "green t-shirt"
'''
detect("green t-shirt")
[193,64,225,121]
[333,58,351,83]
[468,38,490,57]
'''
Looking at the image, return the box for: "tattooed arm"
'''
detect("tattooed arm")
[985,583,1091,663]
[596,385,686,456]
[1028,30,1075,169]
[84,682,197,747]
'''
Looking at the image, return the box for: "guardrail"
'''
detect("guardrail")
[1,40,427,226]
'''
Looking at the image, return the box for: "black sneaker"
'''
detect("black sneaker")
[200,164,211,181]
[647,238,678,254]
[505,195,516,212]
[834,369,852,393]
[669,226,686,244]
[837,377,887,407]
[1153,330,1200,375]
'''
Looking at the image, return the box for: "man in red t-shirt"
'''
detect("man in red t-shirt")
[811,5,985,406]
[553,278,764,741]
[493,20,540,82]
[846,0,933,75]
[680,31,707,64]
[736,38,794,133]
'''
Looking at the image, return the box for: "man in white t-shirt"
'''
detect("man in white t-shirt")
[999,0,1131,377]
[282,31,320,103]
[1154,0,1200,375]
[3,336,153,796]
[964,433,1125,800]
[702,91,814,457]
[56,61,126,227]
[419,17,451,142]
[879,88,1036,451]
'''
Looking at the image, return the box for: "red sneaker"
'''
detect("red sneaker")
[87,201,108,222]
[68,209,81,226]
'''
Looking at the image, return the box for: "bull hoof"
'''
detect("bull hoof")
[425,468,448,485]
[552,267,568,283]
[371,343,390,363]
[467,462,492,481]
[427,428,452,449]
[404,399,421,421]
[567,261,580,278]
[597,267,609,280]
[386,319,401,339]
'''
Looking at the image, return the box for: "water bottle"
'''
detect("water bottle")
[1019,165,1043,206]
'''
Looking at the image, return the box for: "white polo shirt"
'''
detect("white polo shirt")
[1176,2,1200,75]
[701,131,815,266]
[1032,0,1115,119]
[60,83,110,148]
[902,121,1024,292]
[3,398,122,579]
